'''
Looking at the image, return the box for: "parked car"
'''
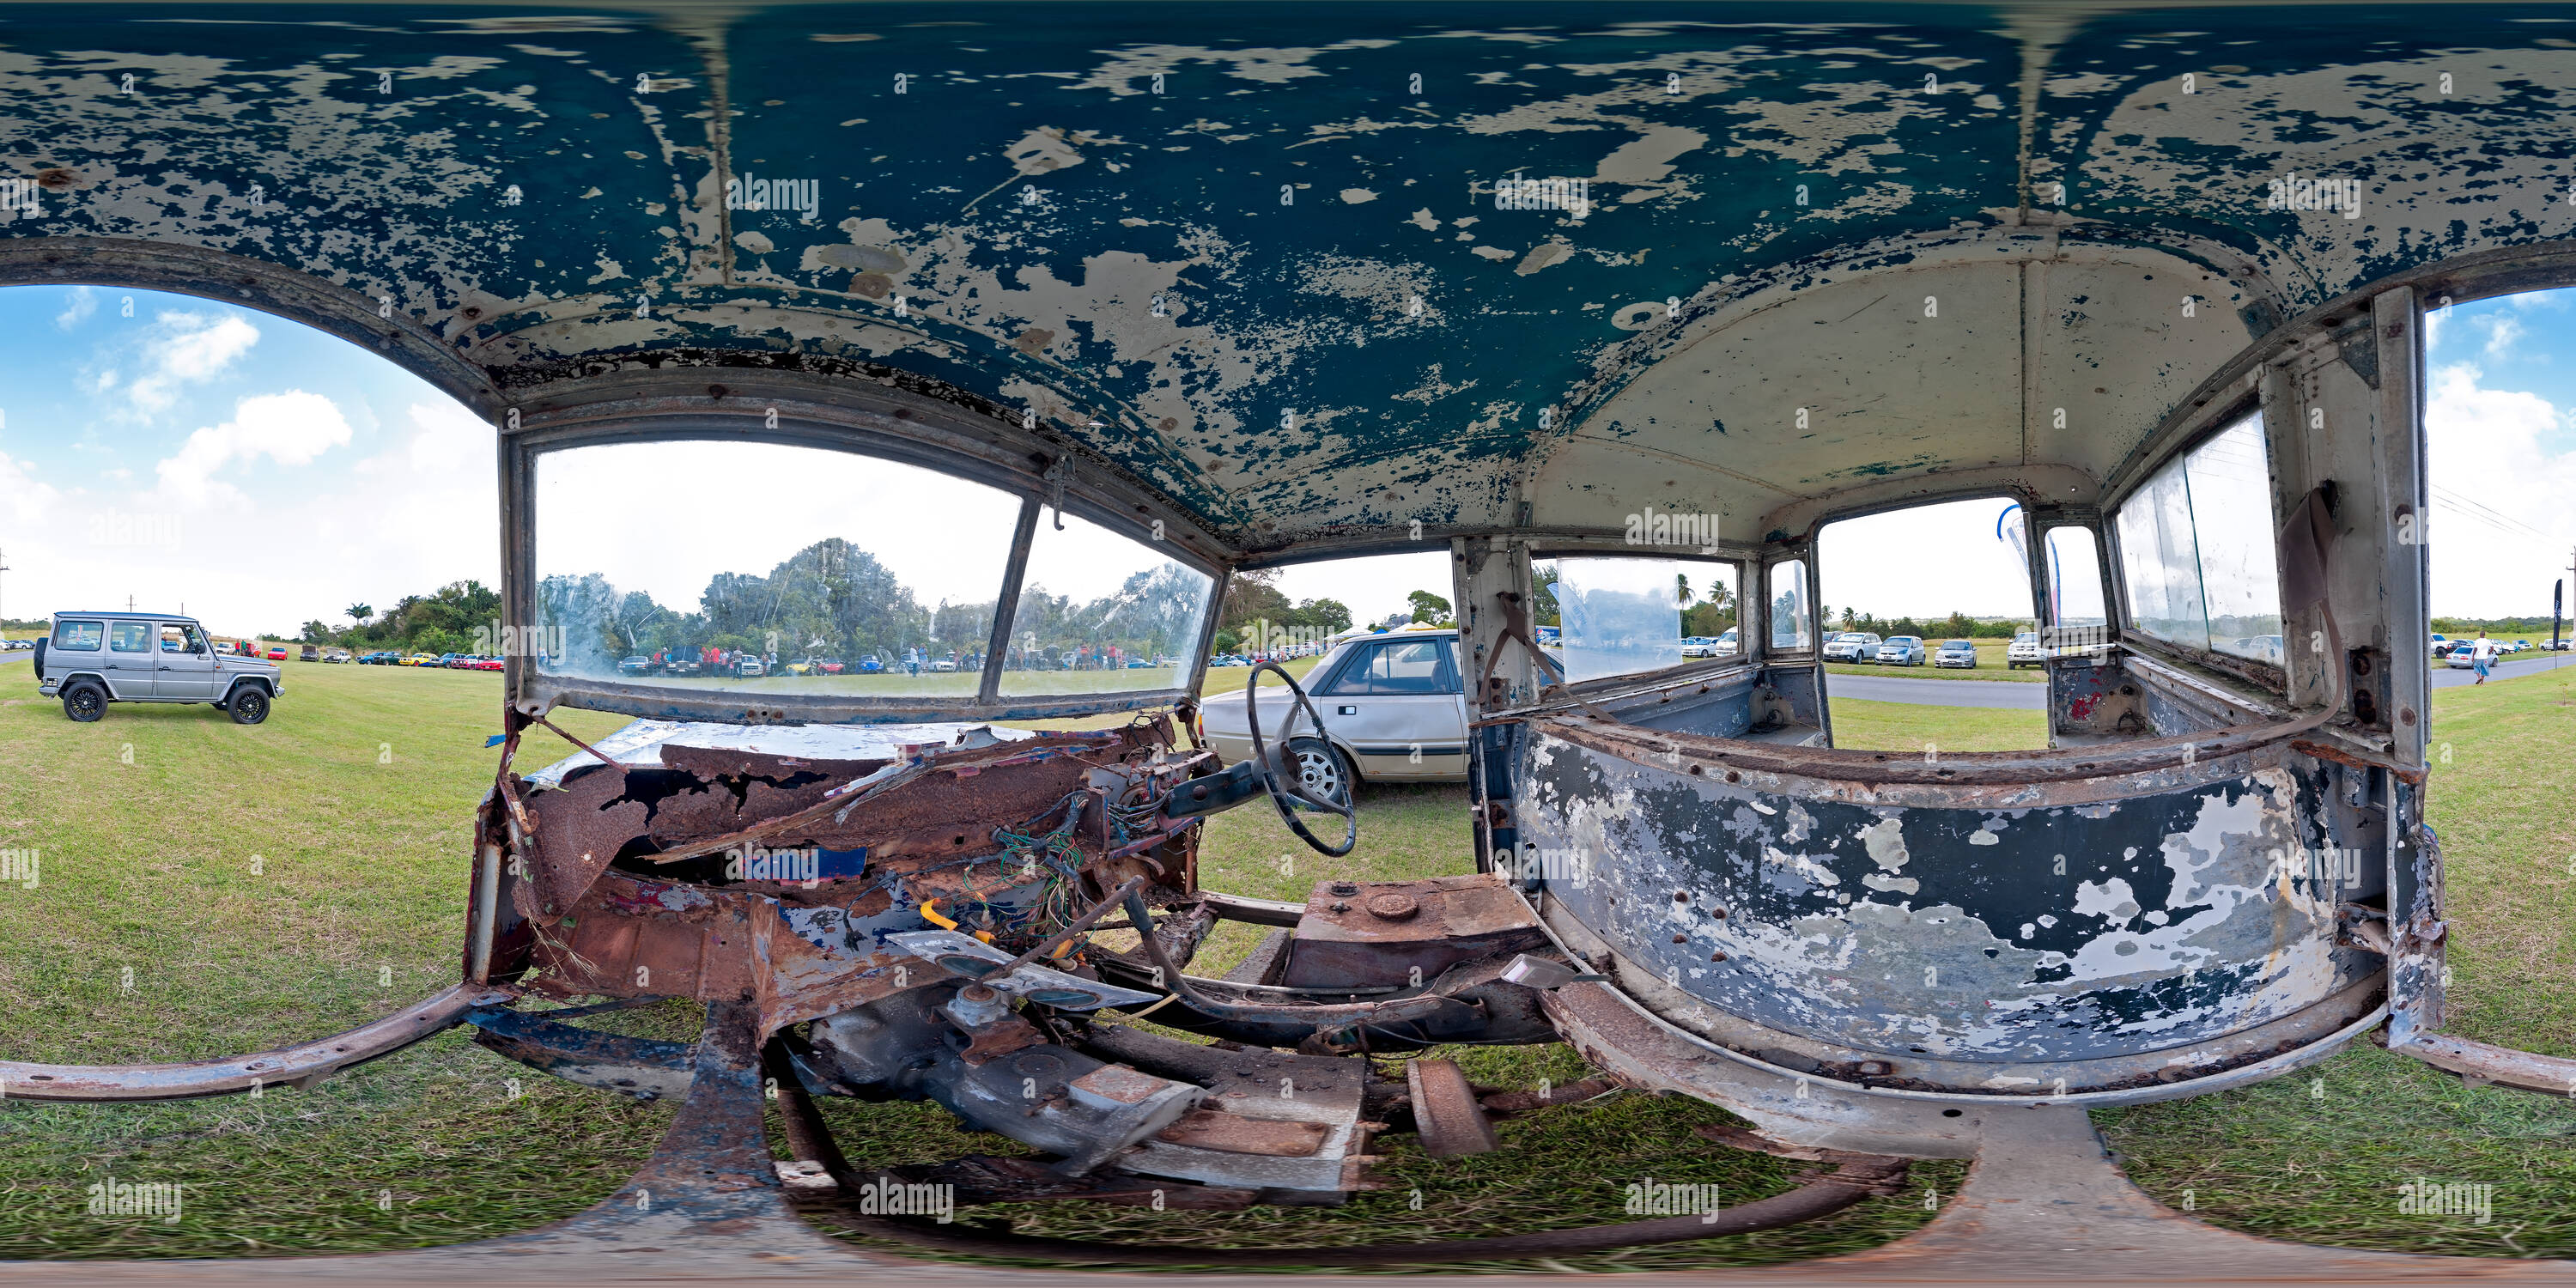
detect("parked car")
[617,655,652,677]
[733,656,765,677]
[324,648,353,663]
[2513,640,2534,653]
[473,656,505,671]
[817,659,847,674]
[1933,639,1978,669]
[1822,632,1882,662]
[1199,629,1469,799]
[299,645,322,663]
[1680,635,1716,658]
[856,656,884,674]
[34,611,282,724]
[781,660,816,676]
[1713,628,1740,655]
[930,659,957,673]
[661,656,704,677]
[2007,631,2044,668]
[406,653,440,666]
[1125,658,1151,668]
[1874,635,1927,665]
[2447,645,2482,670]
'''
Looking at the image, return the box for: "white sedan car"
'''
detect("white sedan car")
[1198,630,1469,801]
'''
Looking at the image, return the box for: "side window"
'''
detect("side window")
[2044,526,2111,658]
[1320,640,1455,696]
[160,624,204,653]
[998,511,1214,696]
[1768,559,1812,652]
[2113,414,2283,665]
[52,620,104,651]
[109,622,152,653]
[1553,556,1684,683]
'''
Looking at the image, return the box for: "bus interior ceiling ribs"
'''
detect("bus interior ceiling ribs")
[5,1,2575,1279]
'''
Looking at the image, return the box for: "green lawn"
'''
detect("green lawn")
[3,662,2571,1263]
[1826,696,2050,752]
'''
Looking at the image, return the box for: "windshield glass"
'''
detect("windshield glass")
[533,440,1019,696]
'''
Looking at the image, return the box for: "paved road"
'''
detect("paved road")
[1831,651,2576,708]
[2428,651,2576,688]
[1827,671,2046,708]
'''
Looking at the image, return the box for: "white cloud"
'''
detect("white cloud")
[2484,315,2524,358]
[125,312,261,416]
[2425,361,2576,617]
[151,390,354,506]
[53,285,95,330]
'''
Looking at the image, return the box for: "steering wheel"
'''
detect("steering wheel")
[1242,660,1359,857]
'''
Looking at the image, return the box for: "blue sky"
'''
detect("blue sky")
[3,283,2568,636]
[0,284,493,635]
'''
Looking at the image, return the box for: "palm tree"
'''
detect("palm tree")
[347,603,373,625]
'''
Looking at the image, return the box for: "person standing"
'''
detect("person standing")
[2471,631,2497,684]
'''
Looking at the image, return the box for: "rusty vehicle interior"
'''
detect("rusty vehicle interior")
[6,1,2575,1282]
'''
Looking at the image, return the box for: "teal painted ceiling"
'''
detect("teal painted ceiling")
[5,3,2573,550]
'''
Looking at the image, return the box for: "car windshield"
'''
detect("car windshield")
[1834,633,1869,642]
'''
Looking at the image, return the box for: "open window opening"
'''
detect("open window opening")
[2415,286,2576,1050]
[1811,497,2048,752]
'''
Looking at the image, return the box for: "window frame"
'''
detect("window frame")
[1528,549,1749,690]
[502,410,1228,726]
[2102,404,2290,690]
[1317,635,1462,697]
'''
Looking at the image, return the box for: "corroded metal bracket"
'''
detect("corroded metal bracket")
[0,985,509,1101]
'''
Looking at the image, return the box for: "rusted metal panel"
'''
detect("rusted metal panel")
[1279,873,1547,989]
[1516,727,2379,1070]
[1155,1109,1331,1157]
[1404,1058,1499,1158]
[0,985,510,1101]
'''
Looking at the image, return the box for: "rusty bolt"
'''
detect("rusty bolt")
[1710,951,1728,962]
[1671,934,1686,944]
[958,984,998,1003]
[1329,881,1360,897]
[1365,892,1419,920]
[1673,890,1689,902]
[1329,902,1351,914]
[1710,908,1726,919]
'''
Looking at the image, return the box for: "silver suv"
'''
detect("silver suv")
[35,611,283,724]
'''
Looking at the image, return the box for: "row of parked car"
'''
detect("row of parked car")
[358,651,505,671]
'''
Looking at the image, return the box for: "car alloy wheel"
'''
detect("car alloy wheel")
[1285,736,1351,809]
[229,690,270,725]
[63,683,107,723]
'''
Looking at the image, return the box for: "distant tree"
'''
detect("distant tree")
[346,603,372,625]
[1407,589,1452,624]
[1529,562,1560,627]
[1297,597,1352,635]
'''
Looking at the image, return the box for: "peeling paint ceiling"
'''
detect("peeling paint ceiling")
[6,3,2573,555]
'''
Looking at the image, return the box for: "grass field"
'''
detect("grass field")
[1,661,2570,1264]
